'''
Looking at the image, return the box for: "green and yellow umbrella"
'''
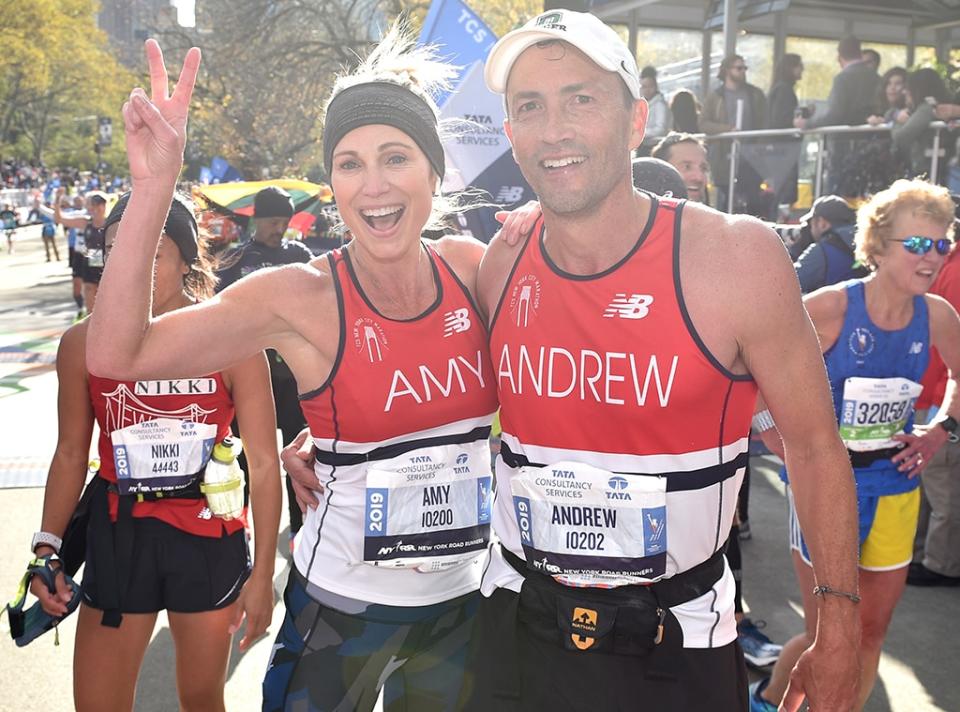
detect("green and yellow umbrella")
[194,179,334,234]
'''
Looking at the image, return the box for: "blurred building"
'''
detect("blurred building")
[98,0,180,65]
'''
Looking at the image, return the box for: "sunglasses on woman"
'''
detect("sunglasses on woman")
[890,236,953,256]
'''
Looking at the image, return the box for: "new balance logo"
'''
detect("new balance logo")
[443,308,471,337]
[603,294,654,320]
[496,186,525,204]
[909,342,924,355]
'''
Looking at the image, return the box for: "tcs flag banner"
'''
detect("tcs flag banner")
[418,0,533,241]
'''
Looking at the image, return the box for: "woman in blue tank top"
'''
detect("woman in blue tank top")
[752,179,960,712]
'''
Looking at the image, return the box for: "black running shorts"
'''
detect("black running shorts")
[81,516,250,614]
[68,247,84,278]
[457,586,749,711]
[82,264,103,285]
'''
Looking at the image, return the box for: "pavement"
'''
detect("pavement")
[0,228,958,711]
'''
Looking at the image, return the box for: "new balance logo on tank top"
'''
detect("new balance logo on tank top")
[296,243,498,606]
[486,196,758,648]
[87,371,243,538]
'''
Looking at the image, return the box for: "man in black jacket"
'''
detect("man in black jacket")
[217,186,312,547]
[795,37,880,196]
[701,55,768,215]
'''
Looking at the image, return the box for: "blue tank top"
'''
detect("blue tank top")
[823,280,930,496]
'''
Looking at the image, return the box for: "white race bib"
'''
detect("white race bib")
[86,248,104,268]
[362,439,492,571]
[111,418,217,495]
[511,461,668,587]
[839,377,922,452]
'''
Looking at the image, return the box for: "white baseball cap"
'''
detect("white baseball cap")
[484,10,641,100]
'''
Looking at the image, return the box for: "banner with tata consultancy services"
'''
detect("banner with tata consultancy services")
[418,0,533,242]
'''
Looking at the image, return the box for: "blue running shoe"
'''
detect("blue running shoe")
[748,678,778,712]
[739,618,783,667]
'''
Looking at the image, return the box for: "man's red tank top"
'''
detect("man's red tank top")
[88,371,244,537]
[488,196,758,579]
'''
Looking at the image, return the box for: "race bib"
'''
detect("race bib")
[86,248,104,268]
[111,418,217,494]
[511,461,668,587]
[839,377,923,452]
[363,440,492,571]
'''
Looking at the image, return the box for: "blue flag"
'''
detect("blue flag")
[418,0,533,242]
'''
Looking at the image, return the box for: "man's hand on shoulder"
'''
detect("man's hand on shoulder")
[477,227,528,325]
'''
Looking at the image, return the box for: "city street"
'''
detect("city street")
[1,228,958,711]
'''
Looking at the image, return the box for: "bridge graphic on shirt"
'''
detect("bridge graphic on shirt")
[103,383,216,433]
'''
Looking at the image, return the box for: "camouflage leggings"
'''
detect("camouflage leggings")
[262,567,478,712]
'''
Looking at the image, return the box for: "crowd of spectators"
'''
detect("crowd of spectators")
[2,159,127,196]
[642,35,960,218]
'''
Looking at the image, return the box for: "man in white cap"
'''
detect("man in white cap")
[458,10,861,710]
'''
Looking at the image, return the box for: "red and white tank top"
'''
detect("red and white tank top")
[295,242,498,606]
[485,196,757,647]
[88,371,244,537]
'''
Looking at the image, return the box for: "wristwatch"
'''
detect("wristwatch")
[31,531,62,555]
[936,416,960,443]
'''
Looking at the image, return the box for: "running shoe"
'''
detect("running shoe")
[907,562,960,587]
[739,618,783,667]
[748,678,778,712]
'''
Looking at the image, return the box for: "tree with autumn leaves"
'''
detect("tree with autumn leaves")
[0,0,134,170]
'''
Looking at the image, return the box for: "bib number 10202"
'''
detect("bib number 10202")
[566,530,605,551]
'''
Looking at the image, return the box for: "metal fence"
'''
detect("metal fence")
[699,121,951,214]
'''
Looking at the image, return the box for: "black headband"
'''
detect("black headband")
[323,81,445,183]
[104,192,199,265]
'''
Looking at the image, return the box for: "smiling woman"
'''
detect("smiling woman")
[84,23,518,712]
[757,178,960,710]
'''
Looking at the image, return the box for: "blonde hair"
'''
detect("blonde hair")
[855,179,955,270]
[325,23,454,119]
[324,22,490,234]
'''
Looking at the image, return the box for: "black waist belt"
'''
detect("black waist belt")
[502,547,725,609]
[847,445,905,469]
[91,476,203,628]
[490,547,727,701]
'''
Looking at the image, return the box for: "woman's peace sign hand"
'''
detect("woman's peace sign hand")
[122,39,201,185]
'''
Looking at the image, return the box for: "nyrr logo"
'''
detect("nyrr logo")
[848,327,874,360]
[353,317,388,363]
[603,293,654,320]
[606,475,632,501]
[443,308,472,337]
[535,11,566,30]
[570,607,598,650]
[508,274,542,327]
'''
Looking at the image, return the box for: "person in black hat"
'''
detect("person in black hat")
[215,186,313,546]
[794,194,865,293]
[215,186,312,291]
[631,157,688,199]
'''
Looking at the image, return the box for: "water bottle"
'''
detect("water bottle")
[200,437,244,520]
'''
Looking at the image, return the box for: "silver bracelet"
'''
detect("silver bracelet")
[813,584,861,604]
[751,409,776,433]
